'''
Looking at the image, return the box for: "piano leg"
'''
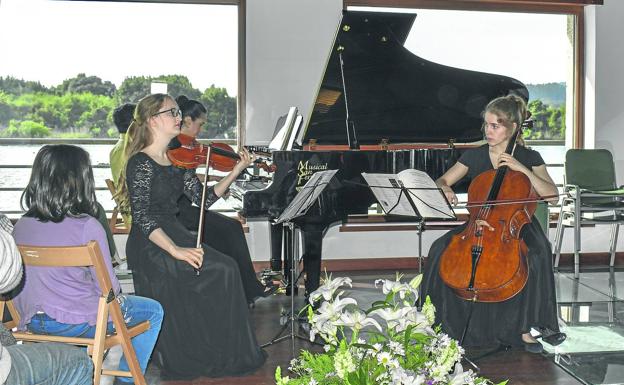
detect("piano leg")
[270,223,283,272]
[301,225,324,297]
[278,223,324,297]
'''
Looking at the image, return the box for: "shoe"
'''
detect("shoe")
[542,332,566,346]
[249,283,280,306]
[261,282,279,298]
[522,333,544,354]
[523,340,543,354]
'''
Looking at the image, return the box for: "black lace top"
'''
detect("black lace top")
[126,152,219,238]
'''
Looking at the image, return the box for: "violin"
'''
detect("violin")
[438,124,534,303]
[167,133,276,172]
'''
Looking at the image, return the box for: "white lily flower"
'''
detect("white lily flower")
[309,276,352,303]
[334,309,383,332]
[390,368,426,385]
[448,363,476,385]
[375,278,419,300]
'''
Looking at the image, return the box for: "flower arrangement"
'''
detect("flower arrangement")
[275,274,506,385]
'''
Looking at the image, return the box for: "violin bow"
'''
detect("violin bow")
[456,193,561,208]
[194,145,212,276]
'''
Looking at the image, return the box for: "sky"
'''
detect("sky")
[353,6,571,85]
[0,1,569,97]
[0,0,239,95]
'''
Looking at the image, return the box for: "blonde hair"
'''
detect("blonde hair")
[483,94,528,146]
[115,93,172,211]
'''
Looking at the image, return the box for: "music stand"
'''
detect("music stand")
[361,170,455,307]
[261,170,338,355]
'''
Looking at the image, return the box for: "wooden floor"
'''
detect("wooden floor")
[137,270,582,385]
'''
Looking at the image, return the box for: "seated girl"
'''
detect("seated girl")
[12,144,164,385]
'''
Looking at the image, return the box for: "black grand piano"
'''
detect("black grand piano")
[231,10,528,295]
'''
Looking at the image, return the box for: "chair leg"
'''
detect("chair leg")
[554,205,566,269]
[609,224,619,267]
[92,298,109,385]
[554,220,565,269]
[110,299,147,385]
[574,204,581,279]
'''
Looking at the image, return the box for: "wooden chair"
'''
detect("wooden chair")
[105,178,131,234]
[0,241,149,385]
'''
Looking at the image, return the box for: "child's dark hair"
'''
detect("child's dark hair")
[22,145,100,222]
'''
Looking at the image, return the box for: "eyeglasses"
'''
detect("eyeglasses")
[152,108,182,118]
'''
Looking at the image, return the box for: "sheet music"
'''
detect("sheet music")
[362,169,454,219]
[276,169,338,224]
[268,106,298,151]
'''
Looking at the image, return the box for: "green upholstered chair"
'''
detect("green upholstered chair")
[553,149,624,278]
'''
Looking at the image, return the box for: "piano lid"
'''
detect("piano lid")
[304,10,529,146]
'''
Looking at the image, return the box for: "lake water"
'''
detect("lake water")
[0,144,566,215]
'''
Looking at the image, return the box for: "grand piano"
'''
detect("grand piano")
[231,10,528,294]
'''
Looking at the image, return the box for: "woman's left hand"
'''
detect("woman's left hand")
[498,153,529,174]
[233,148,254,173]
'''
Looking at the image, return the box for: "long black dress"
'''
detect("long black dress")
[177,194,265,303]
[125,152,266,379]
[421,144,560,347]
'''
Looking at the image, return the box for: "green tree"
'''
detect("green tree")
[116,74,202,104]
[116,76,152,104]
[200,85,236,139]
[2,119,51,138]
[56,73,116,97]
[527,99,565,140]
[155,75,201,100]
[0,76,50,95]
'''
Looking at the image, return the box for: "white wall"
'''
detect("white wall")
[588,2,624,183]
[245,0,343,145]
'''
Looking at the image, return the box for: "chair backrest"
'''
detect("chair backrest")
[18,241,115,299]
[565,149,617,190]
[105,178,130,234]
[1,241,147,385]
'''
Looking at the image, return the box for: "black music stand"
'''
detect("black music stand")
[261,170,338,355]
[361,170,455,307]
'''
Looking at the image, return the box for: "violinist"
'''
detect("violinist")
[421,95,562,353]
[122,94,266,379]
[170,95,277,305]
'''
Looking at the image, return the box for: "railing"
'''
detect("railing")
[0,138,238,215]
[0,139,566,215]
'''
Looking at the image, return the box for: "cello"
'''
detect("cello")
[438,123,536,303]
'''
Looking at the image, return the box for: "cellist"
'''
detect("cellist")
[421,95,561,353]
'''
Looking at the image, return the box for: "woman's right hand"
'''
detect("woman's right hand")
[170,246,204,269]
[442,187,458,206]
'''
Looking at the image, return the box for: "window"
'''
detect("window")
[0,0,239,214]
[348,2,583,187]
[0,0,238,140]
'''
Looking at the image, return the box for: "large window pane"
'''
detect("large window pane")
[0,0,238,140]
[350,6,573,144]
